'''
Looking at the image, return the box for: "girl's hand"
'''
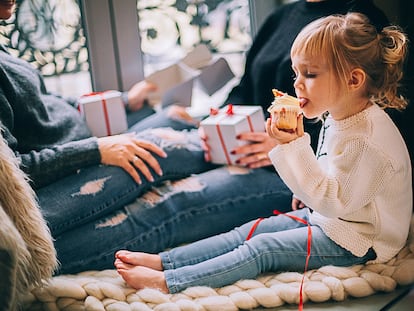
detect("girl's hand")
[97,133,167,184]
[292,197,305,210]
[230,131,277,168]
[126,81,158,111]
[265,114,304,144]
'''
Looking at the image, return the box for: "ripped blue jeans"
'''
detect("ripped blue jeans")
[37,108,293,274]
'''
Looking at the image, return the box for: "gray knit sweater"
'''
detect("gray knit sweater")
[0,44,101,189]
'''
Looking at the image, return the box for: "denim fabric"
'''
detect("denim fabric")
[52,165,292,274]
[160,209,376,293]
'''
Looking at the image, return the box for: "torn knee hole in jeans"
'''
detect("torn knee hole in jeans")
[133,175,205,208]
[96,176,205,228]
[96,212,127,228]
[71,176,111,196]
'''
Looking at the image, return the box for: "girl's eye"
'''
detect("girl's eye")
[305,73,317,78]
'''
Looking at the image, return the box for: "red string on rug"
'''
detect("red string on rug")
[246,210,312,311]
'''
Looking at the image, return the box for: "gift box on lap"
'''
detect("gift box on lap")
[200,105,265,165]
[78,90,127,137]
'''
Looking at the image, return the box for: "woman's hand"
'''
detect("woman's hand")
[198,127,211,162]
[97,133,167,184]
[126,81,158,111]
[265,114,304,144]
[231,131,277,168]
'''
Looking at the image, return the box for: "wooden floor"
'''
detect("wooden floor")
[254,284,414,311]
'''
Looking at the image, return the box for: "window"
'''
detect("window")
[0,0,91,97]
[137,0,251,77]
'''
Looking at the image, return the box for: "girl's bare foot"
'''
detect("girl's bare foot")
[116,265,169,293]
[115,250,162,271]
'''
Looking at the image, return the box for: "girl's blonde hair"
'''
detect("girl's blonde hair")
[291,12,408,110]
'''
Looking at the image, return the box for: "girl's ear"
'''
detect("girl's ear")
[348,68,366,91]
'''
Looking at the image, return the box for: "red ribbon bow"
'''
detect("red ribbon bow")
[226,104,234,115]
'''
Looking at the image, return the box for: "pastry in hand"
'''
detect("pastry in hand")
[267,89,301,130]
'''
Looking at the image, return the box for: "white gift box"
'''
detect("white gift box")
[200,105,265,165]
[78,90,128,137]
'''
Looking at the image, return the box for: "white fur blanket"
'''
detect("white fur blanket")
[0,133,57,311]
[24,216,414,311]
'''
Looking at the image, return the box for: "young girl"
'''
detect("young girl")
[114,13,412,294]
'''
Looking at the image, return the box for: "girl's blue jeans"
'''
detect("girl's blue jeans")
[160,208,377,293]
[36,107,293,274]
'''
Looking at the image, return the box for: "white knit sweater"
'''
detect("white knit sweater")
[269,105,412,263]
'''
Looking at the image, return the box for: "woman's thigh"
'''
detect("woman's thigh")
[54,166,293,274]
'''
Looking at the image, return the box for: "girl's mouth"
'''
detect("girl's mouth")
[299,98,308,109]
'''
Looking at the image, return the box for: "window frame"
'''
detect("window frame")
[80,0,144,92]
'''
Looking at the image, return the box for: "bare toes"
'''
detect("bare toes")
[118,266,168,293]
[114,258,134,270]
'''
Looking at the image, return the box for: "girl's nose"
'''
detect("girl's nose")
[293,77,302,90]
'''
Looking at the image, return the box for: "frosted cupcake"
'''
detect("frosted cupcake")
[267,89,301,130]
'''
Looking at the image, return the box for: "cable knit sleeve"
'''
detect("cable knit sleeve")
[268,133,393,218]
[18,137,101,189]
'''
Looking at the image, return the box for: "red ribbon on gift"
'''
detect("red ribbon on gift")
[79,91,113,136]
[246,210,312,311]
[212,104,255,165]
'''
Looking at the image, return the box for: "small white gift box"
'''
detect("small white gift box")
[78,90,127,137]
[200,105,265,165]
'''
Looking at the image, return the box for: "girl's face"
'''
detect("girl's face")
[0,0,15,20]
[291,53,346,120]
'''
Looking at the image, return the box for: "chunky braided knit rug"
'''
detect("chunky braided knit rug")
[24,216,414,311]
